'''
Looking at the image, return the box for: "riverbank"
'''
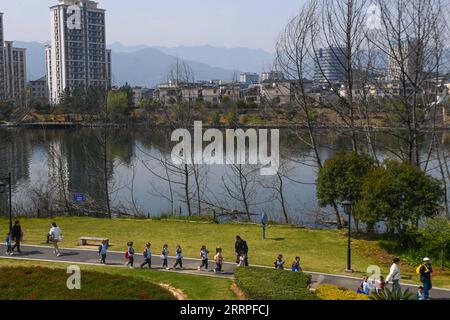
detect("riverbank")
[1,217,448,288]
[4,121,450,131]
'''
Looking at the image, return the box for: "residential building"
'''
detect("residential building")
[243,85,261,105]
[260,81,293,106]
[314,47,346,84]
[46,0,111,104]
[0,13,27,104]
[3,41,27,103]
[132,87,154,106]
[240,72,259,85]
[220,83,242,102]
[261,71,284,83]
[200,84,220,105]
[29,76,49,102]
[388,40,423,81]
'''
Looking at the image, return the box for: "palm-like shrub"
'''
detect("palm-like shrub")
[370,288,415,300]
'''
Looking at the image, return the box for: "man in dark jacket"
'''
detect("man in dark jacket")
[235,235,249,266]
[419,257,433,300]
[11,220,22,254]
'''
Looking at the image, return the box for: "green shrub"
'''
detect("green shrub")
[370,287,415,300]
[315,284,369,300]
[226,108,239,127]
[235,267,316,300]
[210,111,221,126]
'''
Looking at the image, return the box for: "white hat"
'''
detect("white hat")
[423,257,431,262]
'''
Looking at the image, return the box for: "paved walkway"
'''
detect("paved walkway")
[1,244,449,300]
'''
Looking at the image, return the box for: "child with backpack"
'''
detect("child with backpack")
[274,254,285,270]
[291,256,302,272]
[237,250,246,267]
[140,242,152,269]
[198,245,209,271]
[5,232,13,256]
[214,247,224,273]
[173,245,183,269]
[125,241,135,268]
[98,240,108,264]
[161,244,169,269]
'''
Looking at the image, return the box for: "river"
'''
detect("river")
[0,127,447,228]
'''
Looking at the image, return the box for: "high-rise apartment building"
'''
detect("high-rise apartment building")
[314,47,346,84]
[240,72,259,85]
[0,13,27,104]
[46,0,111,104]
[4,41,27,103]
[388,40,423,82]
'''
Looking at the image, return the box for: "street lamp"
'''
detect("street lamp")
[342,200,353,273]
[0,173,13,233]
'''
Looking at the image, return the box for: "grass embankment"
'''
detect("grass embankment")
[0,259,237,300]
[0,266,176,300]
[235,267,315,300]
[1,217,448,288]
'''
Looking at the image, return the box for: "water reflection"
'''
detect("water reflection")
[0,127,447,227]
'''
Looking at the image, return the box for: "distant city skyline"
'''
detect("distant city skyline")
[1,0,306,53]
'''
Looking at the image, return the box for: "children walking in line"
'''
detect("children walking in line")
[5,232,13,256]
[291,256,302,272]
[173,245,183,269]
[161,244,169,269]
[274,254,285,270]
[198,245,209,271]
[125,241,135,268]
[140,242,152,269]
[214,247,223,273]
[98,240,108,264]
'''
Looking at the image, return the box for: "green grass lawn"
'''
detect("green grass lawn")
[1,217,448,288]
[0,265,176,300]
[0,259,237,300]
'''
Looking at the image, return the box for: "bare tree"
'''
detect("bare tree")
[370,0,448,167]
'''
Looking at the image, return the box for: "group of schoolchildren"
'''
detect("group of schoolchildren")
[273,254,303,272]
[98,241,225,273]
[356,257,434,300]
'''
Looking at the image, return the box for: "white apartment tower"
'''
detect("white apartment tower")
[46,0,111,104]
[0,13,27,104]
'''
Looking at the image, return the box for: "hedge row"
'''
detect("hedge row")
[234,267,316,300]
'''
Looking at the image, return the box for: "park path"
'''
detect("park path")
[0,244,449,300]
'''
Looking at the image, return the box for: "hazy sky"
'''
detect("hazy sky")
[1,0,306,52]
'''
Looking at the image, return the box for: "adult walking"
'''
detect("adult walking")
[235,235,249,267]
[419,258,433,300]
[11,220,23,254]
[48,222,63,257]
[385,257,401,294]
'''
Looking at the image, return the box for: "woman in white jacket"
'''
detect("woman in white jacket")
[385,257,401,293]
[49,222,63,257]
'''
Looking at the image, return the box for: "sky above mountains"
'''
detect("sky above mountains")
[1,0,306,52]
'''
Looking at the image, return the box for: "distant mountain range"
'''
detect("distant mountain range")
[15,41,275,87]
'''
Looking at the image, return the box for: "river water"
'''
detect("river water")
[0,127,447,227]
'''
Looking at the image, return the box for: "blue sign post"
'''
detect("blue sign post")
[73,194,85,203]
[261,213,268,240]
